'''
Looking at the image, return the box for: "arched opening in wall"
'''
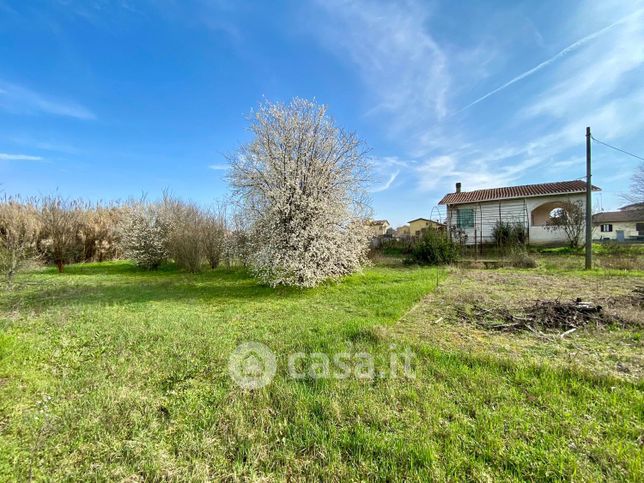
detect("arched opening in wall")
[531,201,571,226]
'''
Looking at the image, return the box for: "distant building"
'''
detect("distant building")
[620,202,644,211]
[439,180,601,246]
[593,203,644,242]
[408,218,444,239]
[395,225,411,239]
[366,219,390,238]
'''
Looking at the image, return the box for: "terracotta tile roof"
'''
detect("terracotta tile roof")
[593,209,644,223]
[620,202,644,211]
[439,180,601,205]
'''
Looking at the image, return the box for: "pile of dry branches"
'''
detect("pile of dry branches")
[458,298,627,337]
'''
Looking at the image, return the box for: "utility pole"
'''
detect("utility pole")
[585,126,592,270]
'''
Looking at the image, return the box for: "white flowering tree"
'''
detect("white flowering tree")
[119,202,169,270]
[229,98,372,287]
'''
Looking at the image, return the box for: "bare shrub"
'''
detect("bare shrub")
[79,203,124,262]
[0,197,41,287]
[223,211,252,268]
[162,194,206,273]
[38,196,84,272]
[229,98,372,287]
[545,200,585,248]
[119,202,169,270]
[622,162,644,204]
[449,226,468,247]
[201,204,227,269]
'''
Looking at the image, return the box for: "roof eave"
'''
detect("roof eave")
[439,188,601,206]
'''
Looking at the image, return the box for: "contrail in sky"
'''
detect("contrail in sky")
[456,9,643,113]
[371,170,400,193]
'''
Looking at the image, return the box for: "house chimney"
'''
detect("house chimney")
[455,182,461,193]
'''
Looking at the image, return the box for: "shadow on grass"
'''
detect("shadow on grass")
[8,262,305,310]
[39,261,200,277]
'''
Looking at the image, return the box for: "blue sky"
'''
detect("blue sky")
[1,0,643,227]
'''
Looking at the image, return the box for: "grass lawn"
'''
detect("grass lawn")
[1,260,643,480]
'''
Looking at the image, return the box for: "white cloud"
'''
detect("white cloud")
[414,127,584,195]
[209,163,229,170]
[0,80,96,120]
[416,154,540,193]
[310,0,449,131]
[0,152,43,161]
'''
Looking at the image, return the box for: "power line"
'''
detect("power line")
[591,135,644,162]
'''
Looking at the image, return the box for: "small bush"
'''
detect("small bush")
[492,221,527,251]
[449,226,468,247]
[509,251,537,268]
[405,228,459,265]
[119,202,169,270]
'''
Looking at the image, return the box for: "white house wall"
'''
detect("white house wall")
[593,221,643,241]
[446,193,588,246]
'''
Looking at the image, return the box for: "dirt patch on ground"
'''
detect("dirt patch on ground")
[391,269,644,381]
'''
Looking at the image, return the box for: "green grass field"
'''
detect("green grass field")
[1,261,643,480]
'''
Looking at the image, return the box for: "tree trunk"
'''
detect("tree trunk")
[56,260,64,273]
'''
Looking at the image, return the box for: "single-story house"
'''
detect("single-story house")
[395,225,411,239]
[366,219,390,238]
[438,180,601,246]
[593,203,644,242]
[408,218,445,239]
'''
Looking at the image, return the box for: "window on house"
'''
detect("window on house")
[636,223,644,235]
[457,208,474,229]
[600,224,613,232]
